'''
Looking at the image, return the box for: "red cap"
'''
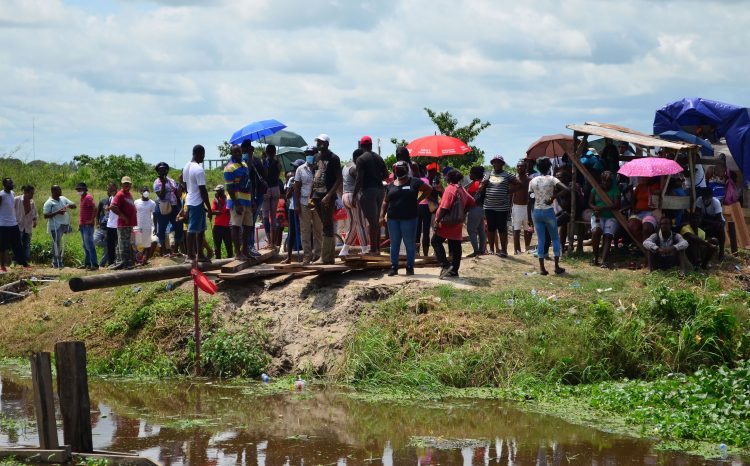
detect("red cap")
[359,135,372,144]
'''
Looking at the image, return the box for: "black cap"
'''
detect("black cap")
[75,182,87,190]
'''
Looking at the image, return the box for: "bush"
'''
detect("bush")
[197,328,270,378]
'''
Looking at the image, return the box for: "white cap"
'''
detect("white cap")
[315,133,330,143]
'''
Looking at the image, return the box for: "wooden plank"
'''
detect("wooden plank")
[298,264,351,272]
[724,203,750,248]
[217,267,290,281]
[220,249,277,273]
[55,341,93,453]
[566,123,695,150]
[75,452,161,466]
[30,352,58,449]
[0,447,71,463]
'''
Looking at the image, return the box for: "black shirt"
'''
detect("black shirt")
[386,177,425,220]
[97,197,111,228]
[356,151,388,189]
[319,151,342,192]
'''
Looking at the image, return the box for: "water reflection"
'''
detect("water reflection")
[0,369,743,465]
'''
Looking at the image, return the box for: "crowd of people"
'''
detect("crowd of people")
[0,137,733,277]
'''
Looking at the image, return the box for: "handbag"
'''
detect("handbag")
[724,167,740,205]
[94,227,106,247]
[441,187,467,224]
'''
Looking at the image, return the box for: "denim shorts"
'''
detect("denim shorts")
[187,204,206,233]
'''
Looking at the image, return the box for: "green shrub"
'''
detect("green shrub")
[196,328,270,378]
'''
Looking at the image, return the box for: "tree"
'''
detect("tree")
[73,154,152,189]
[390,109,491,171]
[217,141,231,160]
[424,107,490,169]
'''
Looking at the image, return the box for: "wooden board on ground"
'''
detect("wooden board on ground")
[0,447,71,464]
[218,266,289,281]
[298,264,352,272]
[220,249,277,273]
[342,254,434,263]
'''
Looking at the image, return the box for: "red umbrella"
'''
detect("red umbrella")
[407,135,471,158]
[618,157,683,177]
[526,134,575,159]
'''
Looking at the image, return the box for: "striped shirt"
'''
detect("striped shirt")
[482,170,513,211]
[79,193,96,225]
[223,161,253,208]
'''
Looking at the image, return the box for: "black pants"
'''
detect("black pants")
[105,227,118,266]
[432,234,462,273]
[212,225,232,259]
[415,204,432,250]
[316,198,336,237]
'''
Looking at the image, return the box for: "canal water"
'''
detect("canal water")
[0,367,741,465]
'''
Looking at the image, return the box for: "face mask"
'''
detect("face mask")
[77,191,85,197]
[306,155,315,165]
[242,154,250,163]
[143,191,150,199]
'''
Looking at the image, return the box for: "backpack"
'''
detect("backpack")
[441,186,467,225]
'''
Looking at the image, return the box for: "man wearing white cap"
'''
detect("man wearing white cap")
[311,134,342,264]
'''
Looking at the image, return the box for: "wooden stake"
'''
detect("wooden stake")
[30,352,58,449]
[54,341,93,453]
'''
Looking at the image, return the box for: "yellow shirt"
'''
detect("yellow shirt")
[680,224,705,240]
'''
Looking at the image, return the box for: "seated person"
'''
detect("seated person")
[663,176,688,227]
[680,211,718,270]
[643,216,689,274]
[589,171,620,268]
[628,177,660,243]
[695,187,726,260]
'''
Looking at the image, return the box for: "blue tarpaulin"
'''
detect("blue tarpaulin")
[654,98,750,180]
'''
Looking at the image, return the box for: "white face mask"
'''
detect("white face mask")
[77,191,85,197]
[142,191,150,199]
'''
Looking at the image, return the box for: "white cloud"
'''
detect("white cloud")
[0,0,748,166]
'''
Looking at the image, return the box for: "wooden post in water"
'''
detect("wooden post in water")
[54,341,93,453]
[30,352,58,449]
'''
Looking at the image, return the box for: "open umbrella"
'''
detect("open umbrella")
[277,147,305,173]
[657,130,713,157]
[526,134,574,159]
[260,130,307,148]
[406,135,471,158]
[230,119,286,145]
[618,157,683,178]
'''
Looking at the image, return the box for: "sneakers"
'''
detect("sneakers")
[339,245,350,257]
[249,248,262,257]
[387,268,398,276]
[405,268,415,276]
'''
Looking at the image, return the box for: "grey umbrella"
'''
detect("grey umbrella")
[260,130,307,148]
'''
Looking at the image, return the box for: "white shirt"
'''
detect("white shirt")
[14,195,37,234]
[135,198,156,230]
[695,197,725,220]
[183,161,206,207]
[0,190,17,227]
[529,176,561,210]
[43,196,74,233]
[106,196,119,229]
[294,164,315,207]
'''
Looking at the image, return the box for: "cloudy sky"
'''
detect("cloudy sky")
[1,0,748,166]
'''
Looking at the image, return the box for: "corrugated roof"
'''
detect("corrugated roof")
[566,122,697,151]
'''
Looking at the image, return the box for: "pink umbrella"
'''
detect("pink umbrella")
[618,157,683,177]
[407,135,471,158]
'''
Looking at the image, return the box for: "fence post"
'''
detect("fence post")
[30,352,58,449]
[54,341,93,453]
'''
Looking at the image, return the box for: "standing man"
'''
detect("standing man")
[353,135,388,255]
[262,144,283,249]
[76,182,98,270]
[0,178,27,271]
[241,140,266,256]
[153,162,179,254]
[224,144,253,260]
[14,185,36,267]
[109,177,137,270]
[211,185,232,259]
[98,182,119,267]
[43,185,76,269]
[511,160,533,255]
[311,134,342,264]
[294,146,323,264]
[182,144,213,262]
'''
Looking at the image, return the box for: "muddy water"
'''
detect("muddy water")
[0,368,739,465]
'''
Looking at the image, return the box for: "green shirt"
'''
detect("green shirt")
[592,185,620,219]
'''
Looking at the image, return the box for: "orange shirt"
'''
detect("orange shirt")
[634,182,660,212]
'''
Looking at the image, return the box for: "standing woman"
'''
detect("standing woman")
[433,170,476,278]
[465,166,487,257]
[416,163,443,256]
[340,149,369,256]
[153,162,179,255]
[480,155,518,257]
[211,185,232,259]
[14,185,37,266]
[529,157,569,275]
[380,161,432,276]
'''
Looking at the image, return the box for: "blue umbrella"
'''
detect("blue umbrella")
[658,130,714,157]
[230,119,287,145]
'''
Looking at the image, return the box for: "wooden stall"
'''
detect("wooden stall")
[564,122,717,255]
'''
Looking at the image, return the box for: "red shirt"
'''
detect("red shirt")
[212,197,230,227]
[112,190,137,228]
[78,193,96,225]
[467,180,481,195]
[436,184,476,240]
